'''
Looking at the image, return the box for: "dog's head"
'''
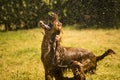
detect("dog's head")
[39,12,62,36]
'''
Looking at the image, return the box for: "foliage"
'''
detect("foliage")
[61,0,120,28]
[0,0,50,31]
[0,0,120,31]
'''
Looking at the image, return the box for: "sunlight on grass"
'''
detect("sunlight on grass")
[0,28,120,80]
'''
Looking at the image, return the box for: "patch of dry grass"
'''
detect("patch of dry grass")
[0,28,120,80]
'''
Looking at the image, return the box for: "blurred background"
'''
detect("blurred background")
[0,0,120,31]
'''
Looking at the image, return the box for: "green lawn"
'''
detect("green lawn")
[0,28,120,80]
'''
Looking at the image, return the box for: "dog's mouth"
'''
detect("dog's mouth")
[39,20,51,30]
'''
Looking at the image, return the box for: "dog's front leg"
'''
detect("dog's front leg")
[45,70,53,80]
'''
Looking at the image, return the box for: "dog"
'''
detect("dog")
[40,12,115,80]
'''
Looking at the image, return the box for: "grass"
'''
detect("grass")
[0,27,120,80]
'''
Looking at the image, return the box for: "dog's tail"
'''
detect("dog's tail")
[96,49,115,62]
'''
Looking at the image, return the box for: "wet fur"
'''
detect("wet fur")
[40,12,115,80]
